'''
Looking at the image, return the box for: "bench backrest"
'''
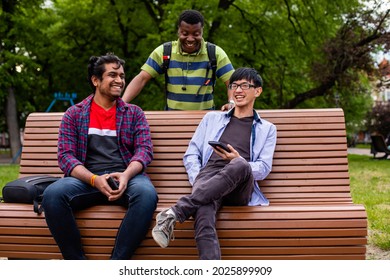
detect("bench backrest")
[19,109,351,205]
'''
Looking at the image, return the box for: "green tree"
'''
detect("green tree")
[367,102,390,137]
[0,0,48,160]
[1,0,389,151]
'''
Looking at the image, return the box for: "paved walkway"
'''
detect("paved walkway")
[347,148,371,156]
[0,155,16,165]
[0,158,10,165]
[348,147,390,160]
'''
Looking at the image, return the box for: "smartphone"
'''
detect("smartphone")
[208,141,231,152]
[107,177,119,190]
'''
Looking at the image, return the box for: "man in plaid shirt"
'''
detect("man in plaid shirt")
[42,53,158,260]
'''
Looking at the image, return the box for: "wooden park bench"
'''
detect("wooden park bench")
[0,109,367,260]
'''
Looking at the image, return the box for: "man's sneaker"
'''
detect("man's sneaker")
[152,209,176,248]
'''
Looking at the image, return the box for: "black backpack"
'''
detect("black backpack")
[162,41,217,99]
[1,175,60,214]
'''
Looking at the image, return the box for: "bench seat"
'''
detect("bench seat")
[0,109,367,259]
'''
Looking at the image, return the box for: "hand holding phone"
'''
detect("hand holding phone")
[107,177,119,190]
[208,141,231,152]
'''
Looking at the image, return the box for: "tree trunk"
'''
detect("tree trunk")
[5,86,22,163]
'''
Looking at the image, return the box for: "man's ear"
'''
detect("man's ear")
[177,26,181,37]
[255,87,262,97]
[91,76,99,87]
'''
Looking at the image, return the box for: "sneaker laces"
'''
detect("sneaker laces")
[158,214,175,241]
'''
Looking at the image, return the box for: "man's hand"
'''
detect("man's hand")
[211,144,240,161]
[93,174,126,201]
[221,100,235,111]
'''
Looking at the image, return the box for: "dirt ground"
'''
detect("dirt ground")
[366,244,390,260]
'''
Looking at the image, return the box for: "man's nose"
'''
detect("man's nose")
[114,75,123,82]
[235,85,244,92]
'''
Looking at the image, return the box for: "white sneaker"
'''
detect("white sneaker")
[152,209,176,248]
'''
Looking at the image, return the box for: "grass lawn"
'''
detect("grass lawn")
[0,164,19,189]
[0,155,389,252]
[355,143,371,149]
[348,154,390,251]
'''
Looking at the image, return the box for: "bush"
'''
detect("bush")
[367,101,390,138]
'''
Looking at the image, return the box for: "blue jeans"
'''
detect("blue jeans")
[172,157,254,259]
[42,174,158,260]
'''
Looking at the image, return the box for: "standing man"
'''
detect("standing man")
[151,67,277,259]
[42,53,158,260]
[122,9,235,111]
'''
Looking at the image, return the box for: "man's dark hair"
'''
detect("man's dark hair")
[229,67,263,88]
[177,10,204,27]
[87,53,125,91]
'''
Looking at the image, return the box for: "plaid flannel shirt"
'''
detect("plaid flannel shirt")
[57,94,153,176]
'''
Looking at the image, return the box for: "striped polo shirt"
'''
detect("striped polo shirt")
[141,39,234,110]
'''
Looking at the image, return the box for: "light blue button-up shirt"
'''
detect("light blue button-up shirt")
[183,109,277,206]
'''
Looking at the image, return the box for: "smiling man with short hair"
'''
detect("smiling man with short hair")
[122,10,234,110]
[151,67,277,259]
[42,53,158,260]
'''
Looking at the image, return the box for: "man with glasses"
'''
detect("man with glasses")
[151,67,277,259]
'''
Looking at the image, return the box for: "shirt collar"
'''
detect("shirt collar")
[79,94,127,112]
[225,108,263,124]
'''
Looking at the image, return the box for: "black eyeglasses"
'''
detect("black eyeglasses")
[228,82,256,90]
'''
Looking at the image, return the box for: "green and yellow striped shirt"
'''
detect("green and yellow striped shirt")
[141,39,234,110]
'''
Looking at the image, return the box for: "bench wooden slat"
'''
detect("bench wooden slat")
[0,236,367,249]
[0,252,366,261]
[0,243,367,255]
[147,166,349,174]
[0,226,367,238]
[132,255,365,260]
[0,204,366,219]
